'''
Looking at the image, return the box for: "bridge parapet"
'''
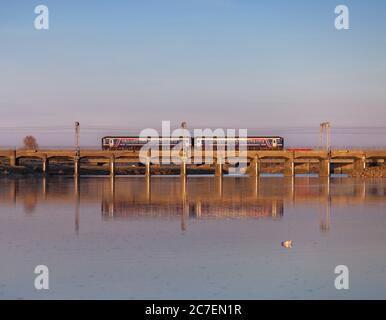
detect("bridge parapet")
[294,150,328,159]
[364,151,386,159]
[0,149,15,158]
[330,150,366,159]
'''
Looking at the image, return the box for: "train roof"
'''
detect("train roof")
[102,136,284,139]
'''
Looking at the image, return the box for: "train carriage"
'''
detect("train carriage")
[102,136,190,151]
[102,136,284,151]
[194,136,284,151]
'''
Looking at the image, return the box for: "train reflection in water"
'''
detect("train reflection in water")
[101,176,284,225]
[101,199,284,220]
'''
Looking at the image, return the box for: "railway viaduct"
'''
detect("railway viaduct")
[0,149,386,177]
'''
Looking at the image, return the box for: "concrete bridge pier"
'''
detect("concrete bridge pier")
[9,150,18,166]
[353,156,366,171]
[42,156,48,174]
[74,158,80,177]
[249,156,260,177]
[180,158,187,177]
[215,158,223,177]
[319,159,331,177]
[109,156,115,177]
[145,157,151,177]
[284,158,295,177]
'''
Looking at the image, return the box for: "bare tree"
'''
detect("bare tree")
[23,136,39,150]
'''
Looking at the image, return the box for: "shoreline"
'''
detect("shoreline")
[1,163,385,178]
[350,166,386,178]
[0,159,318,177]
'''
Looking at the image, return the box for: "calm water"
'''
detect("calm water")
[1,175,386,299]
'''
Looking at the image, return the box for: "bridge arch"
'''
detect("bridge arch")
[16,155,46,161]
[47,155,74,161]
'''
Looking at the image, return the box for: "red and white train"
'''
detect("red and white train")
[102,136,284,151]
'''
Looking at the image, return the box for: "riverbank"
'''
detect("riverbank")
[350,166,386,178]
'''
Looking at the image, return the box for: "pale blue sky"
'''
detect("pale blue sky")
[0,0,386,146]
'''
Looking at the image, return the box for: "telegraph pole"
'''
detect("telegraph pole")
[320,122,331,151]
[181,121,188,157]
[75,121,80,152]
[74,121,80,177]
[180,121,188,177]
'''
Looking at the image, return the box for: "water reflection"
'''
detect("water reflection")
[1,176,386,234]
[74,177,80,235]
[101,176,284,224]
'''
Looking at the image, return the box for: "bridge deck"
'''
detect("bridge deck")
[1,149,386,160]
[1,148,386,177]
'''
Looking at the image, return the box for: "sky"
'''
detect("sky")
[0,0,386,147]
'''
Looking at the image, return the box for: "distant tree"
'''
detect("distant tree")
[23,136,39,150]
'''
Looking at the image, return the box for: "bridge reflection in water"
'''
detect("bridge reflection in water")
[1,176,386,233]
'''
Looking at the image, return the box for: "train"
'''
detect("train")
[102,136,284,151]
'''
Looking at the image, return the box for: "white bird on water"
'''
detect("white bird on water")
[281,240,293,249]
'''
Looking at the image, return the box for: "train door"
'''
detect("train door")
[195,137,203,151]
